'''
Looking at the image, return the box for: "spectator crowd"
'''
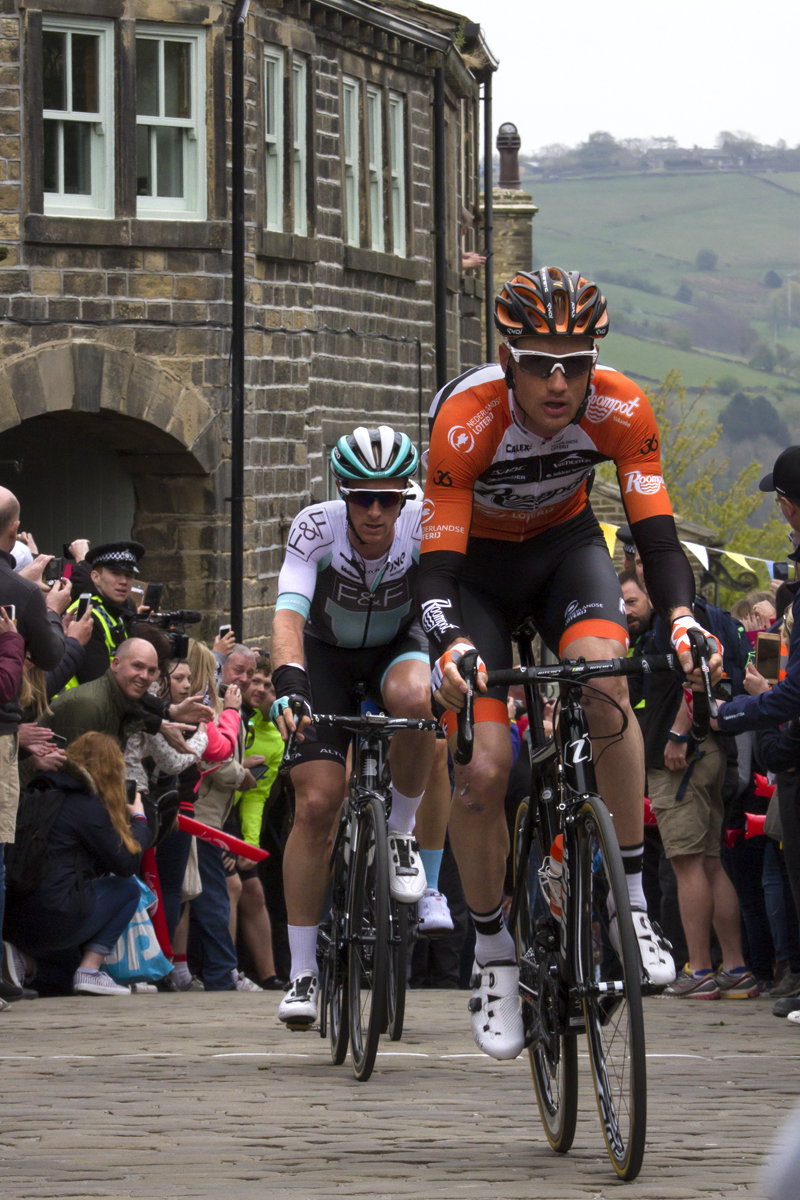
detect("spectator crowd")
[6,447,800,1027]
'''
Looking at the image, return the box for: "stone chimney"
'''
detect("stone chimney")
[482,121,538,355]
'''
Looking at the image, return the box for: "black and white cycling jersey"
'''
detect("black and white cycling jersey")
[276,499,422,649]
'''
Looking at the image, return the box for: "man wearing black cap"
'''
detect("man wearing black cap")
[716,447,800,1017]
[63,540,145,688]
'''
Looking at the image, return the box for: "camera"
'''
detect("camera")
[146,607,202,660]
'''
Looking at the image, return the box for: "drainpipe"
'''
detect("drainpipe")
[230,0,249,640]
[482,73,494,363]
[433,64,447,390]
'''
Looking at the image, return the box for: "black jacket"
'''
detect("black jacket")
[3,764,152,953]
[0,549,64,734]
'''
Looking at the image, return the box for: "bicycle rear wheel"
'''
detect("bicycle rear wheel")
[513,797,578,1154]
[574,794,646,1181]
[348,792,389,1081]
[386,895,409,1041]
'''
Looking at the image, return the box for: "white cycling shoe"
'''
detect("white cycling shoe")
[278,972,319,1027]
[468,959,525,1061]
[417,888,455,935]
[387,835,427,904]
[611,909,676,987]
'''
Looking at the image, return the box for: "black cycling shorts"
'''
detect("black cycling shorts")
[290,623,429,769]
[455,506,628,709]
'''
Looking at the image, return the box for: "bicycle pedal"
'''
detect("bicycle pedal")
[284,1020,317,1032]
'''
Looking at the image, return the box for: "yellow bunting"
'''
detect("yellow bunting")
[599,523,619,556]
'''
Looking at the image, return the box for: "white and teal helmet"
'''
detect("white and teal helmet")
[331,425,418,482]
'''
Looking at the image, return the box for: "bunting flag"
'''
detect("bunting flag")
[680,541,710,570]
[599,523,619,556]
[598,518,780,576]
[723,551,757,573]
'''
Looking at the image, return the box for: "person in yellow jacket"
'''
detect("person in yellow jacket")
[225,655,286,989]
[62,541,144,689]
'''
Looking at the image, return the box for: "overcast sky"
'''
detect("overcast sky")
[458,0,800,154]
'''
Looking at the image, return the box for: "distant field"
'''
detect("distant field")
[526,172,800,283]
[599,331,793,398]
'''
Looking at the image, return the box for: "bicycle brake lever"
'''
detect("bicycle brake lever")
[454,648,479,767]
[687,627,718,721]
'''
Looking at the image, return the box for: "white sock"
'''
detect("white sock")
[288,924,319,979]
[620,842,647,911]
[171,961,192,987]
[470,903,516,966]
[388,787,423,836]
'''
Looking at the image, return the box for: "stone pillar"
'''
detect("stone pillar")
[482,122,538,356]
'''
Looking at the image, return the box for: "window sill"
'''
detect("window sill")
[343,245,421,281]
[25,215,229,249]
[257,229,319,263]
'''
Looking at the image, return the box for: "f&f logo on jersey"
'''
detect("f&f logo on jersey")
[585,393,641,425]
[421,499,436,523]
[447,426,475,454]
[623,470,665,496]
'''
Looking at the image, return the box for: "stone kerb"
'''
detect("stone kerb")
[0,341,222,474]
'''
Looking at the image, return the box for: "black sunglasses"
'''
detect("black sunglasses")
[507,347,598,380]
[340,488,410,510]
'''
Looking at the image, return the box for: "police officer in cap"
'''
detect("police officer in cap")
[64,540,145,688]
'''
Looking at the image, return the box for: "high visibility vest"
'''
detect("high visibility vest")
[62,597,130,690]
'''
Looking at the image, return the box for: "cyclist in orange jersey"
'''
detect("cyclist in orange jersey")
[418,267,723,1059]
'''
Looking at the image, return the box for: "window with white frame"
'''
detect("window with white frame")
[135,25,206,220]
[366,85,383,252]
[42,17,114,218]
[388,91,406,258]
[292,56,307,236]
[264,46,284,232]
[342,76,360,246]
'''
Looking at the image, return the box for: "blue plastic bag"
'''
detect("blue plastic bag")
[105,878,172,984]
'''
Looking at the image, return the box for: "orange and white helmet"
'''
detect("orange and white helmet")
[495,267,609,341]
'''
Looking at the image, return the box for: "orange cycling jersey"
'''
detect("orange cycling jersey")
[417,361,696,654]
[421,362,673,553]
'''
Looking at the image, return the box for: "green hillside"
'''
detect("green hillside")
[523,170,800,433]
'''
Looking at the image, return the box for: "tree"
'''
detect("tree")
[636,371,787,561]
[749,342,776,372]
[671,328,693,351]
[719,392,790,444]
[575,130,622,170]
[716,375,741,395]
[696,249,718,271]
[764,270,782,289]
[675,284,693,303]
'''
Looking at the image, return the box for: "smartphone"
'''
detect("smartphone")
[125,780,137,804]
[144,583,163,613]
[248,763,269,782]
[51,732,67,747]
[62,562,72,582]
[76,593,92,620]
[62,543,74,561]
[3,604,15,623]
[773,562,790,582]
[44,557,64,584]
[219,623,232,638]
[755,632,782,683]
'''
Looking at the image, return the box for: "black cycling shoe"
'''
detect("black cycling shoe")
[773,995,800,1018]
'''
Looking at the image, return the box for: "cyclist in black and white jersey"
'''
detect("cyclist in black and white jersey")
[271,427,437,1027]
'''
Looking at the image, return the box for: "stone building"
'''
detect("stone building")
[0,0,496,637]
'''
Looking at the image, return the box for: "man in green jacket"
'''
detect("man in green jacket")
[42,638,160,747]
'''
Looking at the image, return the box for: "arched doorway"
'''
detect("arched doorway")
[0,341,226,622]
[0,415,136,551]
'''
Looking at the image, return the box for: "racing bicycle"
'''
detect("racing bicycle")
[455,627,713,1180]
[286,707,438,1081]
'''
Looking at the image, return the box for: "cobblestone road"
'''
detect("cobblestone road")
[0,990,797,1199]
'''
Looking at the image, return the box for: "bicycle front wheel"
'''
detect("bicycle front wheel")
[327,833,349,1066]
[574,794,647,1181]
[513,797,578,1154]
[386,894,409,1041]
[348,793,389,1081]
